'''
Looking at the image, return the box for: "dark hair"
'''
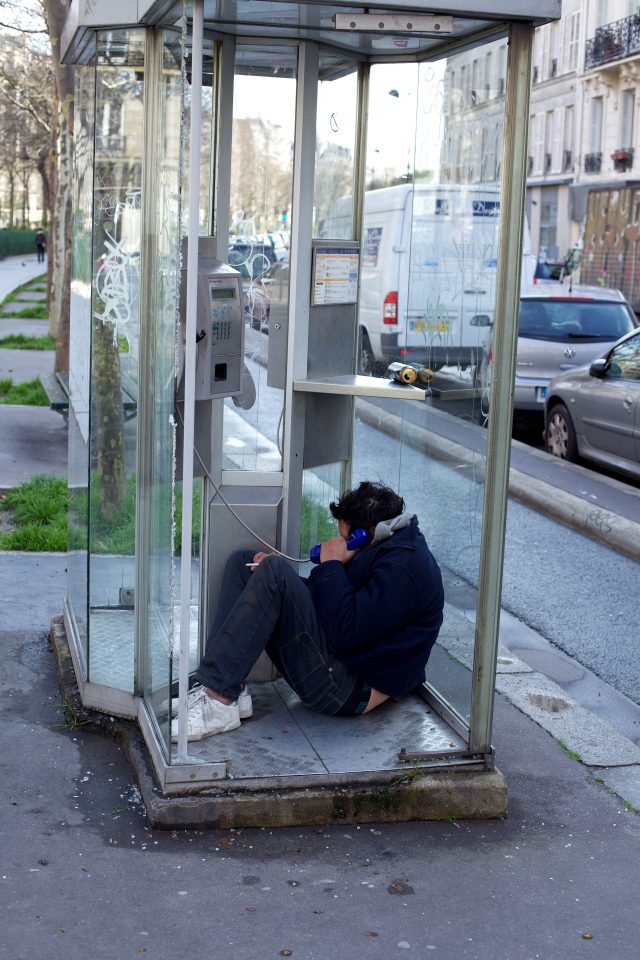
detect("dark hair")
[329,481,405,532]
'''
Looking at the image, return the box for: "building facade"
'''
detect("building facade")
[445,1,640,274]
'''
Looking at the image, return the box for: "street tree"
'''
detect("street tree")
[0,0,71,368]
[42,0,73,372]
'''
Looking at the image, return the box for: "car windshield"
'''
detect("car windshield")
[519,299,636,341]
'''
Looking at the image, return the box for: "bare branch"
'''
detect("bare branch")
[0,19,47,32]
[0,85,52,134]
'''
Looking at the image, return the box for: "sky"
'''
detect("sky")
[234,59,446,182]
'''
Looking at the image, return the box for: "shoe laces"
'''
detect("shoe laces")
[186,687,210,718]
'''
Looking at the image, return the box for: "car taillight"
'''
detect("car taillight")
[383,291,398,325]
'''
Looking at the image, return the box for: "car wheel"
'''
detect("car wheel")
[546,403,578,461]
[357,329,377,376]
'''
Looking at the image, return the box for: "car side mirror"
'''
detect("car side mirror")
[470,314,493,327]
[589,358,607,378]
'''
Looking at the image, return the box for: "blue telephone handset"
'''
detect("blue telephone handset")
[309,528,371,564]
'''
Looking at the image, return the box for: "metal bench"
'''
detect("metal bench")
[41,371,138,421]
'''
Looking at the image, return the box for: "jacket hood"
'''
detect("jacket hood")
[370,511,416,546]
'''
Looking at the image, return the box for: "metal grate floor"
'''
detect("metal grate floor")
[178,679,466,778]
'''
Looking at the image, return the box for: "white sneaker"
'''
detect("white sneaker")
[170,683,253,719]
[170,689,240,742]
[238,685,253,720]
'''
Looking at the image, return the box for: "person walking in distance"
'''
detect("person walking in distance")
[35,228,47,263]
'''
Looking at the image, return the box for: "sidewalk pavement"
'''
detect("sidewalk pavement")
[0,254,62,488]
[0,252,47,302]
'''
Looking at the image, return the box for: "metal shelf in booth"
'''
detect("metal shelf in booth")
[293,374,426,401]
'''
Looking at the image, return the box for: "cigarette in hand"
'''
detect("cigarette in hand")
[245,562,259,568]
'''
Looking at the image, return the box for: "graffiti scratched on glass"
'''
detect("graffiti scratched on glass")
[94,190,141,354]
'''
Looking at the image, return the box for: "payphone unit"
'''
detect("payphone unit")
[177,250,245,402]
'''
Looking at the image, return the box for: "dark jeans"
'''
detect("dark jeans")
[36,246,45,262]
[194,552,359,715]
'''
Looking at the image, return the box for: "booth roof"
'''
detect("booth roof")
[61,0,560,66]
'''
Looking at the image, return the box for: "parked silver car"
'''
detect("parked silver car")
[474,285,637,417]
[544,327,640,481]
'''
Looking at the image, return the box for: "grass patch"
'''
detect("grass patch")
[0,474,67,552]
[49,698,91,730]
[0,377,49,405]
[70,475,202,556]
[558,739,582,762]
[300,494,336,551]
[0,305,48,319]
[1,475,333,557]
[0,333,56,350]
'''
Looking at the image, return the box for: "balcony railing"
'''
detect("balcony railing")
[612,147,634,172]
[545,152,552,173]
[563,149,573,172]
[584,152,602,173]
[585,13,640,69]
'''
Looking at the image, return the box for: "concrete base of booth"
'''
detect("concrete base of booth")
[51,615,507,828]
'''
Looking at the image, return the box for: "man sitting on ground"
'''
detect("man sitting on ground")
[172,481,444,741]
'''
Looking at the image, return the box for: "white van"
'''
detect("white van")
[318,183,535,373]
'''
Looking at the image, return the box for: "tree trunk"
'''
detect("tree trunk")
[45,0,127,521]
[92,317,126,518]
[50,104,72,360]
[9,175,14,228]
[37,159,50,224]
[44,0,74,370]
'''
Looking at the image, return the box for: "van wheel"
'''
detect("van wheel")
[358,329,377,376]
[546,403,578,461]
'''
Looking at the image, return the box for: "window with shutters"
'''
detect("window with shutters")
[563,105,574,171]
[532,113,545,173]
[590,97,603,153]
[545,111,554,172]
[620,89,635,149]
[567,12,580,72]
[596,0,608,28]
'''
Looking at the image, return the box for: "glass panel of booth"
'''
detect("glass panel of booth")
[181,35,214,235]
[352,45,506,725]
[142,31,188,751]
[87,30,145,692]
[221,45,297,473]
[314,54,359,240]
[68,64,96,669]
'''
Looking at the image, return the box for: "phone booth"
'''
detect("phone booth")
[60,0,558,825]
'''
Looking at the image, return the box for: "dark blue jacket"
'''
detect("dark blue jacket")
[307,517,444,697]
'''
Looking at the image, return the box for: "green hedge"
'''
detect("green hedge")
[0,230,40,258]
